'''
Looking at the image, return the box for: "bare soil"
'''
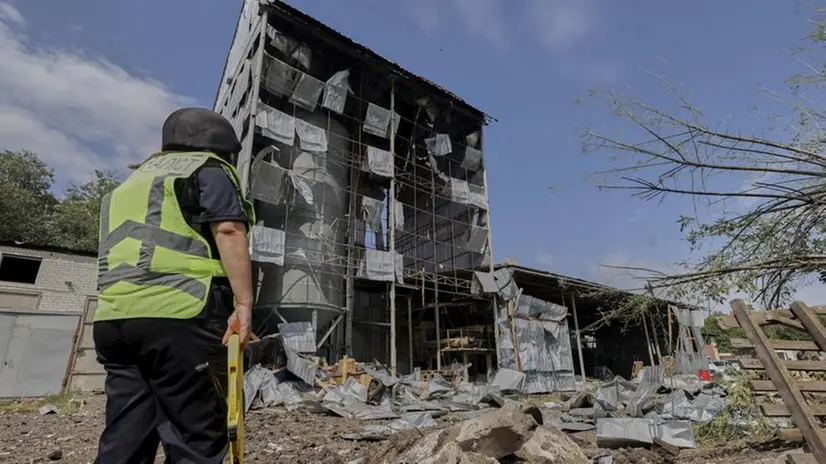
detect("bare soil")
[0,393,804,463]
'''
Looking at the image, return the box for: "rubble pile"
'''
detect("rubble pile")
[556,366,727,450]
[242,337,738,462]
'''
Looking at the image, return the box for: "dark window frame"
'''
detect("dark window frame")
[0,253,43,284]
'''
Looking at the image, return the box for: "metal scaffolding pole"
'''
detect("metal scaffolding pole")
[389,79,398,376]
[407,294,414,373]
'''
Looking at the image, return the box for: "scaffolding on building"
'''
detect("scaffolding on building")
[213,0,496,376]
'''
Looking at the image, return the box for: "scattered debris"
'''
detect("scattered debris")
[39,404,58,416]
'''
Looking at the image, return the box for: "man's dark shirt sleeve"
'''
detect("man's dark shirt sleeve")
[193,166,248,225]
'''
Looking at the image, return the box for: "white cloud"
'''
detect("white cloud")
[535,250,555,268]
[403,0,507,47]
[527,0,595,52]
[402,0,441,36]
[450,0,507,47]
[591,252,675,291]
[0,10,193,186]
[0,3,23,27]
[403,0,597,52]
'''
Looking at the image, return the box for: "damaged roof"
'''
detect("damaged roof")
[258,0,492,122]
[493,263,696,311]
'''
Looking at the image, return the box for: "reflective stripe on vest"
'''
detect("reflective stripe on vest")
[95,151,255,322]
[97,175,212,301]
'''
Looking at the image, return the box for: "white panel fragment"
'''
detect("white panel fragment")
[362,196,384,231]
[264,55,295,96]
[290,71,324,111]
[361,146,393,178]
[466,131,481,148]
[363,103,399,139]
[295,119,328,152]
[291,43,312,70]
[425,134,452,157]
[251,225,286,266]
[250,160,290,205]
[465,226,488,253]
[468,184,487,210]
[322,69,350,114]
[288,171,315,206]
[394,200,404,232]
[256,104,296,146]
[358,249,396,282]
[442,178,470,204]
[462,146,483,171]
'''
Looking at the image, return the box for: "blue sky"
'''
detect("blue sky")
[0,0,820,303]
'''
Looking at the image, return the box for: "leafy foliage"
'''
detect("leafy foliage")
[0,150,121,253]
[0,150,59,245]
[580,7,826,308]
[701,312,744,354]
[54,170,121,252]
[693,371,773,444]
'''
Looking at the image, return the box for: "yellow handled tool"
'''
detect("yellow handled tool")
[227,333,244,463]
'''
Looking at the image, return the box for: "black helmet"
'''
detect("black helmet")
[161,108,241,158]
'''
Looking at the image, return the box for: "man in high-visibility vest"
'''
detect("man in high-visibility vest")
[93,107,256,463]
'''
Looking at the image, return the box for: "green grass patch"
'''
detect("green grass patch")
[693,371,774,445]
[0,390,81,414]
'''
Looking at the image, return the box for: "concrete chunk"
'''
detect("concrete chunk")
[515,425,589,463]
[453,401,538,458]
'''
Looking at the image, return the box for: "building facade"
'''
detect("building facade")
[0,244,97,313]
[214,0,496,374]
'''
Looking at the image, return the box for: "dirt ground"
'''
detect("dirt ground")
[0,393,804,463]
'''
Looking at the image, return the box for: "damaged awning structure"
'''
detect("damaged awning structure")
[491,267,577,393]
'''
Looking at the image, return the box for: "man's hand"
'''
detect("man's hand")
[223,303,253,349]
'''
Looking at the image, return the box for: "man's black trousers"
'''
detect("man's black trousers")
[93,283,234,464]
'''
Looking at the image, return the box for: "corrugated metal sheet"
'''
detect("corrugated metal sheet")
[67,298,105,392]
[0,310,79,397]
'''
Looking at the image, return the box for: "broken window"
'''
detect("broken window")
[0,254,42,284]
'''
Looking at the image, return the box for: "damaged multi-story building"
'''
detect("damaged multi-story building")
[213,0,497,378]
[210,0,698,393]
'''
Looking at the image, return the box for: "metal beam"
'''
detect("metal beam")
[389,79,398,376]
[570,293,587,390]
[317,314,344,350]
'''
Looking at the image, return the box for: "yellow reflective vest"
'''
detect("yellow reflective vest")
[94,151,255,322]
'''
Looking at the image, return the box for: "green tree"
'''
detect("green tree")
[0,150,59,245]
[580,8,826,309]
[54,170,121,252]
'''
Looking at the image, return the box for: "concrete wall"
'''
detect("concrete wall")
[0,245,97,313]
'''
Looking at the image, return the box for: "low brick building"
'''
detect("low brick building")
[0,242,97,313]
[0,243,101,396]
